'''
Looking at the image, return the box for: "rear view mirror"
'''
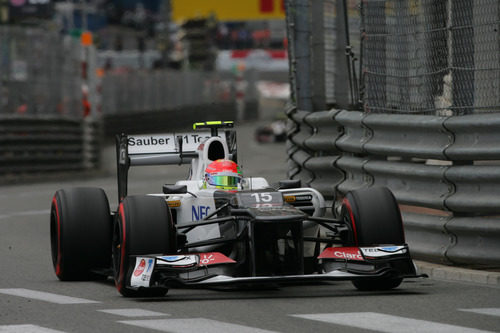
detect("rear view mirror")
[163,184,188,194]
[278,179,301,189]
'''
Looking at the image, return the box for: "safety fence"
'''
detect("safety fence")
[101,70,246,115]
[0,25,254,176]
[0,116,100,176]
[287,108,500,267]
[101,69,261,135]
[284,0,500,267]
[0,26,82,117]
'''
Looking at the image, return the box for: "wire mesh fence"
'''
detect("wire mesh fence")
[361,0,500,115]
[101,70,245,115]
[0,26,82,117]
[285,0,499,114]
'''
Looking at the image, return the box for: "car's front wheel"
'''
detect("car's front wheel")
[113,195,176,297]
[341,187,405,291]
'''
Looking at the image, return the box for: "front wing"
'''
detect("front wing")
[125,245,424,291]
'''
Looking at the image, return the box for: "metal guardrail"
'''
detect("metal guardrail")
[0,116,100,175]
[286,107,314,182]
[404,212,500,266]
[288,108,500,267]
[283,0,500,268]
[444,113,500,160]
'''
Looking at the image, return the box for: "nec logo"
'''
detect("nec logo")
[192,205,210,221]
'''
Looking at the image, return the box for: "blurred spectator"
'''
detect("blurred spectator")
[216,23,229,49]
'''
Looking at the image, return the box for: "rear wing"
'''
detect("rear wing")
[116,121,236,202]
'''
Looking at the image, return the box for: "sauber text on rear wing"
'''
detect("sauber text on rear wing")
[115,123,236,202]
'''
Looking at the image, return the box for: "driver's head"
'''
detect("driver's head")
[203,159,242,190]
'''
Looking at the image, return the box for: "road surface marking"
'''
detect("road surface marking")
[118,318,277,333]
[290,312,495,333]
[0,325,65,333]
[0,209,50,220]
[459,308,500,317]
[0,288,99,304]
[98,308,168,317]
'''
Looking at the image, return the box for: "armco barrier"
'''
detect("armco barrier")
[0,116,100,175]
[335,110,366,154]
[444,165,500,214]
[286,107,315,181]
[402,212,451,264]
[288,109,500,267]
[444,113,500,160]
[445,216,500,266]
[366,160,450,210]
[364,114,452,159]
[303,155,342,199]
[302,110,341,152]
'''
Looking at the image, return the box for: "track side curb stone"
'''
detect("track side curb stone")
[415,260,500,286]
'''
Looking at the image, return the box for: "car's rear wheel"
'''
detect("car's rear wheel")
[113,195,176,297]
[341,187,405,291]
[50,187,112,281]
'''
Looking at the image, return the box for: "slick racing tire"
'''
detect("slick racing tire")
[113,195,176,297]
[51,187,112,281]
[341,187,404,291]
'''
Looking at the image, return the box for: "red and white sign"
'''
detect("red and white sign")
[198,252,236,266]
[133,259,146,276]
[130,257,155,288]
[216,49,289,72]
[318,247,364,261]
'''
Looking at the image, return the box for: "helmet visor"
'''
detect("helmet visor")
[207,174,241,187]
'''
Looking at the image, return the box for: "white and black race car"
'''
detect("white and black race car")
[50,121,424,297]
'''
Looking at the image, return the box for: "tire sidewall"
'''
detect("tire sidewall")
[343,187,405,246]
[113,195,175,296]
[51,187,111,280]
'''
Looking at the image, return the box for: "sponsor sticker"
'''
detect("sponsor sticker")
[156,253,236,267]
[167,200,181,208]
[318,247,364,261]
[156,255,198,267]
[128,135,175,154]
[198,252,236,266]
[175,132,212,152]
[192,205,211,220]
[360,246,407,257]
[127,131,213,155]
[130,257,155,288]
[133,259,146,277]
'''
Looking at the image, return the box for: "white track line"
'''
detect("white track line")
[98,308,168,317]
[459,308,500,317]
[0,288,99,304]
[290,312,495,333]
[0,324,65,333]
[0,209,50,220]
[118,318,278,333]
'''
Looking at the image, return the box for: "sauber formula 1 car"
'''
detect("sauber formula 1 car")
[51,121,424,297]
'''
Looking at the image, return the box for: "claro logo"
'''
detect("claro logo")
[319,247,364,261]
[333,250,363,260]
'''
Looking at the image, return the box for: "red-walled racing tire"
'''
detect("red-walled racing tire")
[341,187,405,291]
[50,187,112,281]
[113,195,176,297]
